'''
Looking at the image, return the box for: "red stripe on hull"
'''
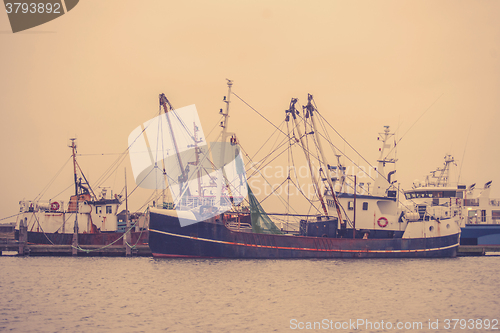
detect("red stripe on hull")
[152,253,222,259]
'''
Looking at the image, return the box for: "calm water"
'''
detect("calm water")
[1,255,499,332]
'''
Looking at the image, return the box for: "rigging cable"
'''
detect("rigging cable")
[232,91,288,137]
[457,124,472,184]
[238,141,308,216]
[311,97,444,219]
[33,156,72,203]
[232,92,330,183]
[231,93,340,216]
[248,120,287,165]
[0,212,22,222]
[49,182,75,201]
[382,93,444,159]
[246,121,289,179]
[93,105,163,189]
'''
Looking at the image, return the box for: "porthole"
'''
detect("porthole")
[429,226,434,232]
[446,224,450,229]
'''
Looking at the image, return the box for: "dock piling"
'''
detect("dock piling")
[18,219,27,256]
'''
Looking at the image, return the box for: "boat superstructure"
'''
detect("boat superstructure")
[404,154,500,245]
[324,125,405,239]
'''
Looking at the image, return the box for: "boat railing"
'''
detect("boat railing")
[490,199,500,207]
[466,215,500,224]
[226,221,253,231]
[174,195,246,211]
[19,200,65,213]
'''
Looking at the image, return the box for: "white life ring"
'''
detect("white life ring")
[377,217,388,228]
[51,202,60,211]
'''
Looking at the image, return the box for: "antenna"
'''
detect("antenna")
[457,125,472,184]
[386,93,444,157]
[215,79,233,207]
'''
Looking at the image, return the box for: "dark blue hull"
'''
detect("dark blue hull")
[149,211,459,259]
[460,224,500,245]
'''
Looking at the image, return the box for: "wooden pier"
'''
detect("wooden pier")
[0,223,151,257]
[457,245,500,256]
[1,241,151,257]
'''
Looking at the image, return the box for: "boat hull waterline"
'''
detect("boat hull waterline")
[149,212,459,259]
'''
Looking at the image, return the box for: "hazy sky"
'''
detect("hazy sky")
[1,0,499,220]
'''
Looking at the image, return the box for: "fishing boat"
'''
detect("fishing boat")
[145,80,460,258]
[405,155,500,245]
[14,139,148,247]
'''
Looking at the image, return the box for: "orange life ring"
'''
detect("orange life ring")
[51,202,60,211]
[377,217,388,228]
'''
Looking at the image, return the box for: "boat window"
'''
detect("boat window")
[377,200,395,214]
[492,210,500,220]
[96,206,102,214]
[434,191,443,198]
[362,202,368,210]
[464,199,479,206]
[443,191,456,197]
[106,206,112,214]
[348,201,354,210]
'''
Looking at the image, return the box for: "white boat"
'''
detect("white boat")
[403,154,500,245]
[15,139,148,246]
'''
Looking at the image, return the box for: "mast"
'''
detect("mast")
[373,126,396,196]
[125,168,131,256]
[286,98,329,216]
[69,138,78,256]
[305,94,344,224]
[425,154,455,187]
[70,138,78,198]
[159,94,190,197]
[215,79,233,207]
[186,122,204,198]
[193,122,202,196]
[353,175,356,238]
